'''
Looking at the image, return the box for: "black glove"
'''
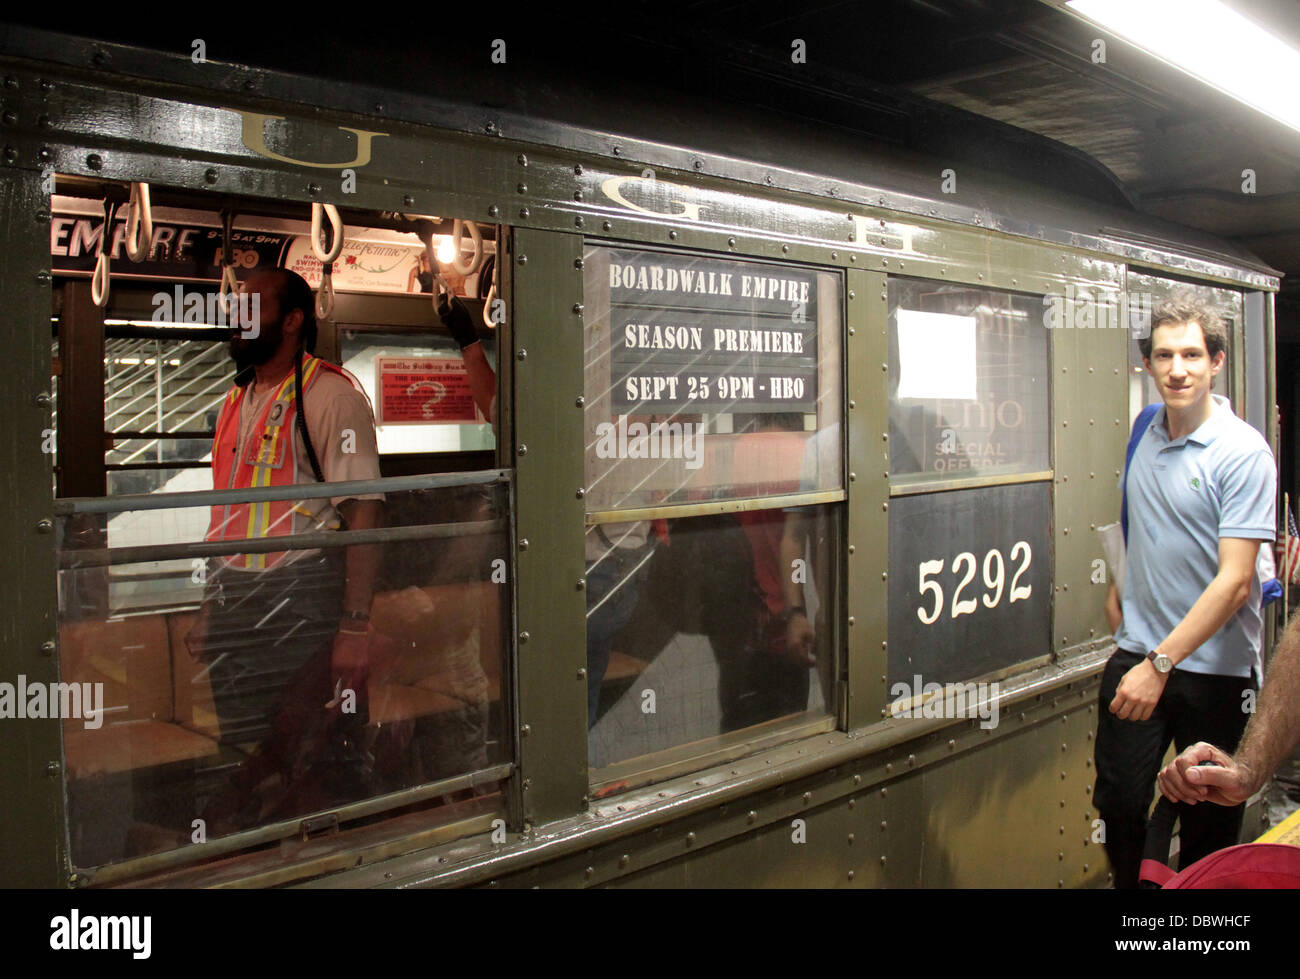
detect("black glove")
[437,293,479,349]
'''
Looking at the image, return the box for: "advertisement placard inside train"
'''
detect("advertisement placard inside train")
[375,356,481,425]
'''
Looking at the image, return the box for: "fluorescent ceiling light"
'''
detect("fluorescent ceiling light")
[104,318,226,330]
[1066,0,1300,132]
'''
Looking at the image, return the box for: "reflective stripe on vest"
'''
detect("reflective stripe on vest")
[207,354,334,570]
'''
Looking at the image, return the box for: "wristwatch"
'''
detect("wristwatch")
[1146,649,1173,674]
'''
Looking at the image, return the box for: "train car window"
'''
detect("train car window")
[885,277,1053,687]
[581,244,842,776]
[339,330,496,456]
[1126,273,1239,425]
[887,278,1050,486]
[49,184,510,877]
[582,246,843,510]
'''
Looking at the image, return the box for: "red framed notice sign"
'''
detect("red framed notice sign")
[375,356,481,425]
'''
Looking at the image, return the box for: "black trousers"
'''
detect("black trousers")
[196,555,372,832]
[202,555,345,746]
[1093,648,1257,888]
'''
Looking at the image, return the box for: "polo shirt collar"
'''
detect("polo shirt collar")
[1150,393,1232,447]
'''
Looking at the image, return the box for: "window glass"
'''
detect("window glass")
[887,481,1052,688]
[49,189,508,876]
[341,330,496,454]
[57,478,509,871]
[888,279,1049,484]
[104,336,230,473]
[582,246,842,511]
[587,504,839,770]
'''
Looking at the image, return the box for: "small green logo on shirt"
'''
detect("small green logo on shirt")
[1190,476,1201,491]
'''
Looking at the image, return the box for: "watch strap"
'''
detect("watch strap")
[1146,649,1173,673]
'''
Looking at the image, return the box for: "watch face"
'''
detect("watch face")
[1154,654,1172,673]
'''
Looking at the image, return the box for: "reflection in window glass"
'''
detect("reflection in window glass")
[56,479,509,871]
[582,246,842,511]
[587,504,838,770]
[888,279,1050,483]
[1126,275,1238,424]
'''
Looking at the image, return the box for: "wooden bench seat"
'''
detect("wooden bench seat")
[58,582,652,774]
[60,581,514,774]
[63,718,220,778]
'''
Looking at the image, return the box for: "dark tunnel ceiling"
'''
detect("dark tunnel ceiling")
[8,0,1300,320]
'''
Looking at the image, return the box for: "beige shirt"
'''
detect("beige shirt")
[227,366,383,555]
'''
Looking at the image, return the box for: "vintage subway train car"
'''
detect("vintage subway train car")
[0,24,1280,888]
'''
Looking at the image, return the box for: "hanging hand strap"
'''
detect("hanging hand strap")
[90,198,117,307]
[218,207,241,314]
[311,203,344,321]
[124,182,153,263]
[449,219,483,276]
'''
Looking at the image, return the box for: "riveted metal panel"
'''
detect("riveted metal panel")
[846,269,888,730]
[1244,292,1268,438]
[1050,296,1129,657]
[1,26,1280,291]
[10,73,521,237]
[509,228,587,826]
[918,700,1106,887]
[608,776,928,889]
[326,659,1109,888]
[0,165,63,887]
[1263,291,1276,454]
[2,54,1256,311]
[1229,292,1246,417]
[489,686,1107,889]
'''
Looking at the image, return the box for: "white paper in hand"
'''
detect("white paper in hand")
[1097,521,1125,597]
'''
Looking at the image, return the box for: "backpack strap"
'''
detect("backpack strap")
[1139,859,1176,888]
[1122,403,1161,545]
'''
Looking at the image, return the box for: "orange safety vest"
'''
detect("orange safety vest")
[207,353,348,570]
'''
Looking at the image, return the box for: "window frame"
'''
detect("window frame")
[577,237,850,789]
[46,183,518,885]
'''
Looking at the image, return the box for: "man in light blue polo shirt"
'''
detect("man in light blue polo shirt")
[1095,296,1274,888]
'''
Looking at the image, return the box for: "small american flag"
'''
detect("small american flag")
[1284,507,1300,585]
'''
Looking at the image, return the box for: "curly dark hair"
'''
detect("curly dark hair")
[1138,293,1226,361]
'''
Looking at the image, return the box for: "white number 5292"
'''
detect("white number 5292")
[914,542,1032,625]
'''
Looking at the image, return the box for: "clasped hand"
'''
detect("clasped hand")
[1108,658,1168,722]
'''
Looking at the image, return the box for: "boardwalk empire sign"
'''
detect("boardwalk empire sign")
[606,249,819,413]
